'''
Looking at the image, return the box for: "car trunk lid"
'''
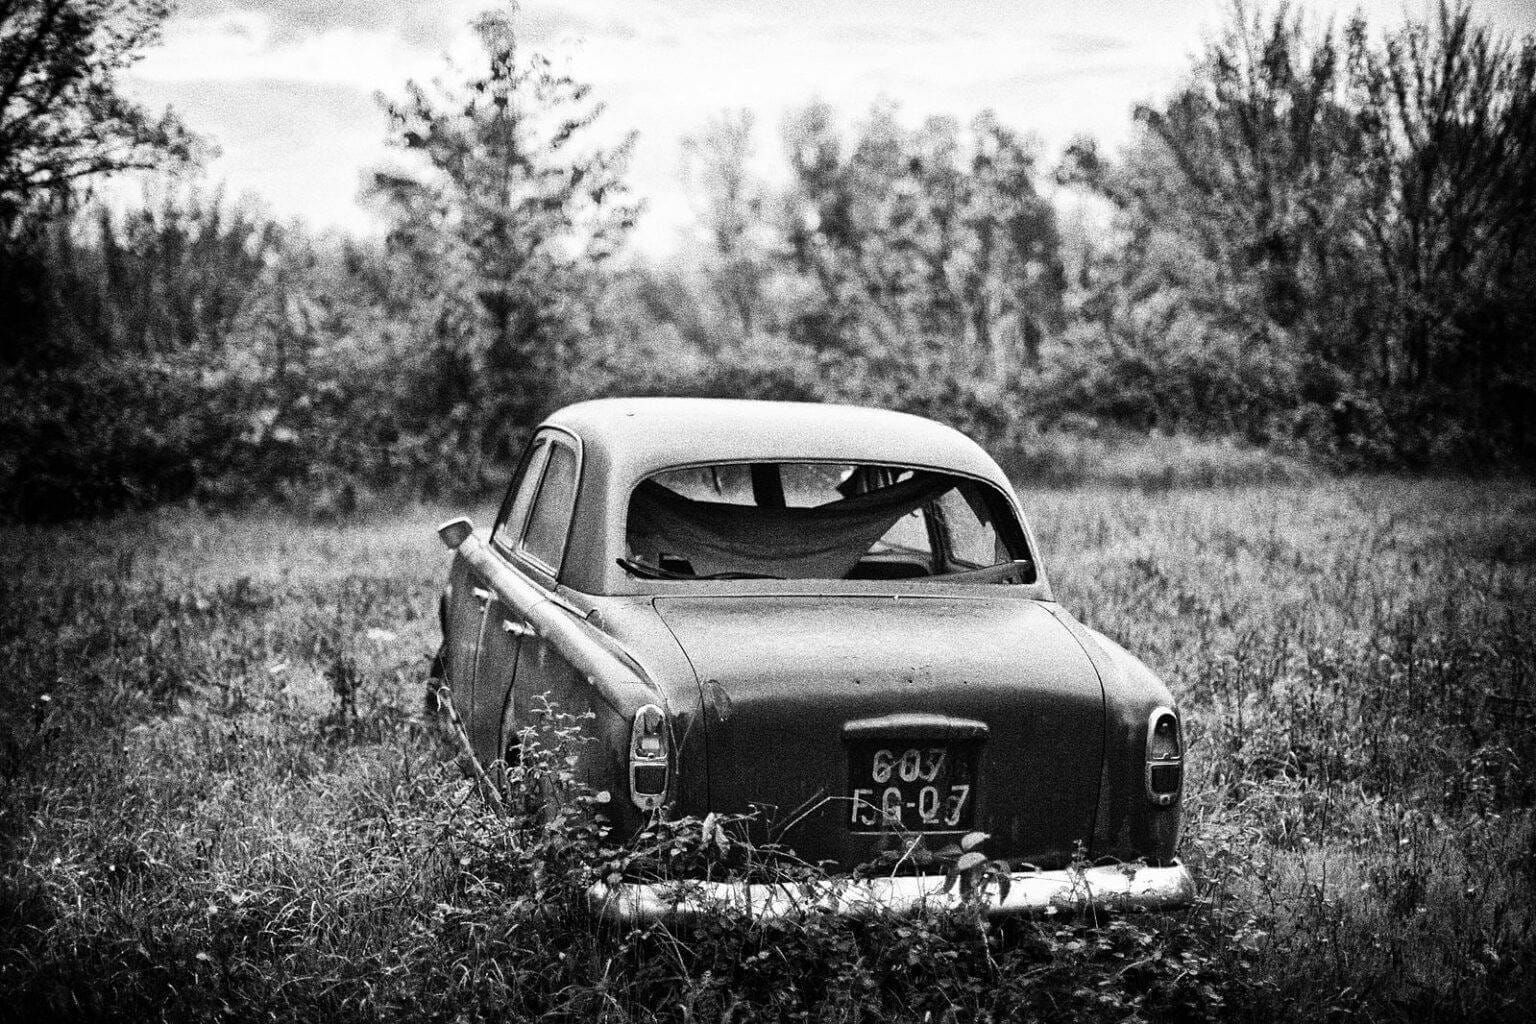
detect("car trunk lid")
[652,594,1105,871]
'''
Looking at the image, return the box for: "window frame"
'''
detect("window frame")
[517,438,582,581]
[491,437,551,557]
[488,426,583,586]
[928,480,1015,571]
[622,458,1033,583]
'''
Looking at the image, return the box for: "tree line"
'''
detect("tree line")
[2,1,1532,521]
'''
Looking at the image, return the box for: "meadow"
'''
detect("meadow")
[1,477,1533,1022]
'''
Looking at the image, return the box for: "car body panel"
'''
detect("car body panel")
[470,592,524,762]
[650,593,1104,869]
[442,555,484,700]
[1076,625,1185,861]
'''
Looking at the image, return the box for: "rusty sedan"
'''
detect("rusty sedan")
[431,398,1192,920]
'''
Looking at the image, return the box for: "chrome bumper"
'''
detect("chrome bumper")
[588,861,1194,924]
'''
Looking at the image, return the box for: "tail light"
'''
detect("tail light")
[629,704,669,810]
[1145,707,1182,807]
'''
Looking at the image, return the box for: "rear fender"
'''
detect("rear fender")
[439,524,678,836]
[1080,627,1183,863]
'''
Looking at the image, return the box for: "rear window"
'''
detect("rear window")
[622,462,1031,582]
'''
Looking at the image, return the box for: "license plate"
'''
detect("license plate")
[846,740,979,832]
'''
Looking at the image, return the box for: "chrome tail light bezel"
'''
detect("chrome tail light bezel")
[629,703,670,810]
[1144,706,1183,807]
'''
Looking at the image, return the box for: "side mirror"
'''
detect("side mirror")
[436,517,474,550]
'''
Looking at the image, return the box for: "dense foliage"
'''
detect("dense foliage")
[1060,2,1536,464]
[1,2,1533,522]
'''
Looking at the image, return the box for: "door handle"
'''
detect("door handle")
[472,587,495,605]
[502,618,536,638]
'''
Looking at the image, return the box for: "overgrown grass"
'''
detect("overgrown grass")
[2,480,1533,1022]
[1002,426,1316,489]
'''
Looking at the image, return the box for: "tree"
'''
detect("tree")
[1053,2,1371,441]
[949,111,1066,376]
[368,4,637,484]
[682,108,769,345]
[779,102,1064,383]
[1062,1,1536,462]
[0,0,193,232]
[1348,3,1536,425]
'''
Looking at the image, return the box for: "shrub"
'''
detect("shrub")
[0,356,241,521]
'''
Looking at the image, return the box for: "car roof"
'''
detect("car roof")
[536,397,1041,596]
[545,397,1006,482]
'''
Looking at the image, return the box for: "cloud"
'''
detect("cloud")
[122,0,1536,256]
[173,1,464,47]
[135,8,461,88]
[823,22,950,46]
[1047,30,1133,57]
[515,3,610,46]
[128,77,389,231]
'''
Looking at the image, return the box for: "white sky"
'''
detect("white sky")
[125,0,1536,255]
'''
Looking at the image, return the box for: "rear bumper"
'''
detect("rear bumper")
[589,861,1194,924]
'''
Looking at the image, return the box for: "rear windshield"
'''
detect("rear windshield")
[622,462,1033,582]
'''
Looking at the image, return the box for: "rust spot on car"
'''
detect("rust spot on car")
[703,678,734,723]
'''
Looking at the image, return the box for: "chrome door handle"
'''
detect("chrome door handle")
[502,618,535,638]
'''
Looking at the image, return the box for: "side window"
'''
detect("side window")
[492,439,549,553]
[520,441,579,574]
[934,483,1027,571]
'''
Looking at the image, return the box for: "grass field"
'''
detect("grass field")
[2,478,1534,1022]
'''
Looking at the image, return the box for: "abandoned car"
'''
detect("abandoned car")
[432,397,1192,919]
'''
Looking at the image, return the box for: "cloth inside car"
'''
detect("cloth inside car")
[627,470,952,579]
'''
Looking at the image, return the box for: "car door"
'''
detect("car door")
[462,437,549,762]
[492,435,583,758]
[442,551,486,709]
[443,445,550,726]
[471,433,582,763]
